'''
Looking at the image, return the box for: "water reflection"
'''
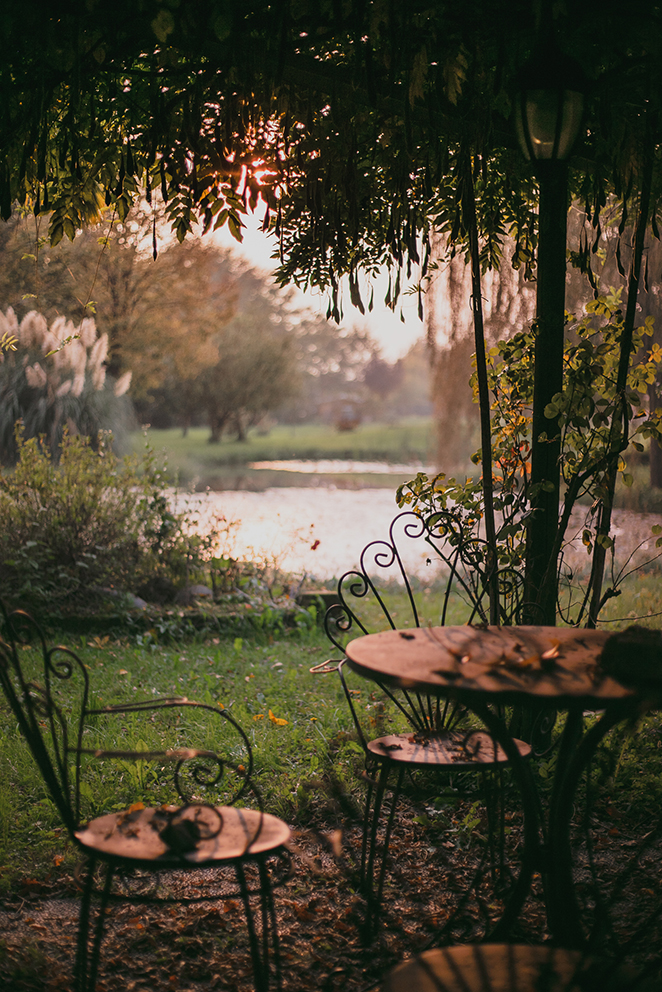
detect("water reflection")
[178,486,659,585]
[249,459,435,475]
[181,487,439,582]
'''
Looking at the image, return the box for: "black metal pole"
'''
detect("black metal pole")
[525,161,568,625]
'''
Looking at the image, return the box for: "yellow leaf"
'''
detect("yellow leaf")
[119,668,128,675]
[268,709,288,726]
[128,802,145,813]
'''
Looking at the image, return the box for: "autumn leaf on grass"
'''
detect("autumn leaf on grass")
[53,854,64,867]
[268,709,288,726]
[88,635,110,649]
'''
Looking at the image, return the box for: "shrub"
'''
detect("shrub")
[0,428,199,613]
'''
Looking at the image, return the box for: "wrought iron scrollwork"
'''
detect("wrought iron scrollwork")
[87,697,256,809]
[528,705,559,758]
[174,750,226,805]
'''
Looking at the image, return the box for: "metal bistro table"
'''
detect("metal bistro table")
[345,624,647,946]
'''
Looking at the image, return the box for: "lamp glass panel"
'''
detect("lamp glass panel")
[518,89,584,160]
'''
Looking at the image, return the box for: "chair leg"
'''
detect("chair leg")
[480,768,508,888]
[75,858,96,992]
[258,858,283,992]
[236,861,272,992]
[481,770,497,882]
[497,768,506,881]
[363,761,389,895]
[360,765,377,880]
[88,864,114,992]
[362,761,405,937]
[75,859,114,992]
[373,766,405,927]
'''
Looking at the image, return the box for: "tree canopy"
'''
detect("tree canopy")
[3,1,661,316]
[0,212,237,396]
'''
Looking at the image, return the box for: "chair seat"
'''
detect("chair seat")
[383,944,641,992]
[367,729,531,768]
[75,805,290,865]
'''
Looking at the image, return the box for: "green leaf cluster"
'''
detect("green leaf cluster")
[1,0,660,322]
[397,294,662,624]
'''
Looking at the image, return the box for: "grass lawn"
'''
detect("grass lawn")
[131,418,435,487]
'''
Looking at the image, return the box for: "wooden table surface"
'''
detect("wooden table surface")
[346,625,634,708]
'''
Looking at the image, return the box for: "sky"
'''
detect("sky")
[212,209,426,361]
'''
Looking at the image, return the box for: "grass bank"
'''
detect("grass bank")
[132,419,662,517]
[132,418,434,488]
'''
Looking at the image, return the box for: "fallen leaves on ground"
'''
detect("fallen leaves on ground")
[0,796,661,991]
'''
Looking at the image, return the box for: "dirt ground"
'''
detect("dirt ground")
[1,789,660,992]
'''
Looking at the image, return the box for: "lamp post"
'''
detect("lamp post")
[515,40,585,625]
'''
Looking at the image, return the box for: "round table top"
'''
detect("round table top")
[345,625,636,707]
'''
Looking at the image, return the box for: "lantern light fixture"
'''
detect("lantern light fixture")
[515,40,586,162]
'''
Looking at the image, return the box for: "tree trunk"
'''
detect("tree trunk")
[649,369,662,489]
[650,436,662,489]
[208,411,226,443]
[461,156,499,624]
[587,141,653,626]
[234,413,247,442]
[525,162,568,626]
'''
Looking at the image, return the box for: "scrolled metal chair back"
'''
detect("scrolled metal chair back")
[322,510,506,736]
[0,605,263,853]
[324,512,425,652]
[324,508,522,657]
[0,606,89,834]
[85,696,256,810]
[319,509,527,739]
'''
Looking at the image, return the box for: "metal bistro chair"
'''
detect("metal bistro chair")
[381,943,656,992]
[0,605,290,992]
[314,510,531,933]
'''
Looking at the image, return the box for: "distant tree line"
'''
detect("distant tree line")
[0,212,430,453]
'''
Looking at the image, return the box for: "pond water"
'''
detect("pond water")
[249,459,435,475]
[181,486,441,582]
[179,483,662,586]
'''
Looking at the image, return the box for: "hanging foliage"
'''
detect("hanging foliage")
[0,1,660,313]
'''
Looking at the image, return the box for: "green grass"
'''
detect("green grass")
[0,624,364,890]
[131,418,434,487]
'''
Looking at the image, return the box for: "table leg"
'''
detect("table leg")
[478,698,636,944]
[545,702,634,945]
[467,702,542,940]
